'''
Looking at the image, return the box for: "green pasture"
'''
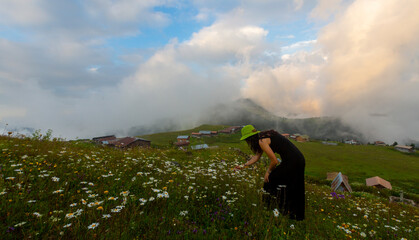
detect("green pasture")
[0,129,418,239]
[141,125,419,197]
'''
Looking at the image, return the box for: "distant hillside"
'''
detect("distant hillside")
[199,98,364,142]
[128,98,363,142]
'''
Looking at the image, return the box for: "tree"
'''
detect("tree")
[392,141,398,146]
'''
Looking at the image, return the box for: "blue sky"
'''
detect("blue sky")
[1,0,419,143]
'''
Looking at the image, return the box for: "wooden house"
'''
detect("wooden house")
[374,141,386,146]
[92,135,116,144]
[107,137,150,149]
[395,145,415,153]
[177,135,190,142]
[191,132,202,138]
[199,131,212,137]
[296,135,309,142]
[366,176,392,190]
[174,141,190,147]
[331,172,352,192]
[327,172,348,182]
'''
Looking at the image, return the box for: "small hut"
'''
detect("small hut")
[394,145,415,153]
[191,144,209,150]
[331,172,352,192]
[177,135,190,142]
[327,172,349,182]
[366,176,392,190]
[107,137,150,149]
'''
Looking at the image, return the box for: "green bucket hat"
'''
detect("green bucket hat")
[240,125,260,140]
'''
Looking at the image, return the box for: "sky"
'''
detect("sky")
[1,0,419,143]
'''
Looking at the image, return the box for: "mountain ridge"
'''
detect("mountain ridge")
[130,98,364,142]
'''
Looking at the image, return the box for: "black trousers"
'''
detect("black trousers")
[263,163,305,220]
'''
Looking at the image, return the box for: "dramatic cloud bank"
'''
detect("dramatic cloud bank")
[1,0,418,144]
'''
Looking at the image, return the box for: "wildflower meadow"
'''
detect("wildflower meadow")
[0,135,418,239]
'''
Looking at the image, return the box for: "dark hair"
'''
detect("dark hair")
[245,134,262,154]
[245,129,280,154]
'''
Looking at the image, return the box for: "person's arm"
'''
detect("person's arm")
[235,151,262,170]
[259,138,278,182]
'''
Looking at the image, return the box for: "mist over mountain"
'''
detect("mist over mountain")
[128,98,364,142]
[199,99,364,142]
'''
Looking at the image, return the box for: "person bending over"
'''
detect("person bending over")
[235,125,305,221]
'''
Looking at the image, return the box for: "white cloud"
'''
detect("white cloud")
[181,22,269,64]
[1,0,418,144]
[318,0,419,142]
[87,66,100,73]
[0,0,50,26]
[281,39,317,52]
[241,50,326,118]
[83,0,170,25]
[309,0,344,21]
[293,0,304,10]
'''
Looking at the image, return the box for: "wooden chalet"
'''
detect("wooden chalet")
[107,137,150,149]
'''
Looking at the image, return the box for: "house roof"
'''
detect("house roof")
[177,135,190,139]
[199,131,212,134]
[366,176,392,190]
[108,137,150,147]
[327,172,348,182]
[191,144,209,150]
[92,135,116,142]
[331,172,352,192]
[395,145,413,150]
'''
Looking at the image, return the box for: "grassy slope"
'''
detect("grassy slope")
[1,136,418,239]
[140,125,419,196]
[139,124,230,147]
[296,141,419,195]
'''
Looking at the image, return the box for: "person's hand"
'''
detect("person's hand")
[264,171,270,183]
[234,165,243,170]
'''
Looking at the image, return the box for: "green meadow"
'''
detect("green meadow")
[143,125,419,197]
[1,126,418,239]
